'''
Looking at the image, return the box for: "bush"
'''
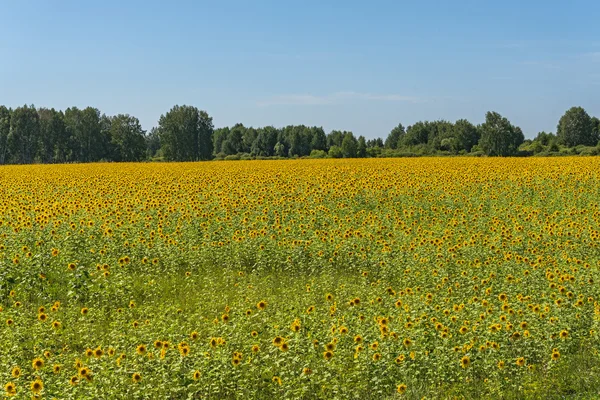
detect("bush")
[328,146,343,158]
[309,150,327,159]
[224,154,241,161]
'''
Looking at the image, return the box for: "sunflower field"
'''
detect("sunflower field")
[1,158,600,399]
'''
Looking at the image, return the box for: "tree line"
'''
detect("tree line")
[0,104,598,164]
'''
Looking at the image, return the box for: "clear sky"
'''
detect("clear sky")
[1,0,599,139]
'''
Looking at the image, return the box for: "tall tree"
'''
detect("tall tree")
[357,135,367,157]
[592,117,600,145]
[341,132,358,158]
[9,105,40,164]
[310,127,327,151]
[145,127,161,159]
[37,108,66,163]
[242,127,257,154]
[109,114,147,162]
[212,127,229,156]
[222,123,244,155]
[478,111,524,156]
[251,126,278,156]
[453,119,479,152]
[327,130,344,148]
[557,106,595,147]
[0,106,11,164]
[403,122,430,147]
[158,105,213,161]
[385,123,405,149]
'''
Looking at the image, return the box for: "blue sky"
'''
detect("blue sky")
[1,0,599,139]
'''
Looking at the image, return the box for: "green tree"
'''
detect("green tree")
[591,116,599,145]
[557,106,595,147]
[0,106,11,164]
[453,119,479,152]
[145,127,161,159]
[403,122,430,147]
[478,111,524,156]
[327,130,344,148]
[9,105,40,164]
[109,114,147,162]
[212,127,229,156]
[274,142,286,157]
[158,105,213,161]
[310,127,327,151]
[242,127,257,154]
[341,132,358,158]
[222,123,244,155]
[37,108,66,163]
[251,126,278,156]
[385,123,405,149]
[357,135,367,157]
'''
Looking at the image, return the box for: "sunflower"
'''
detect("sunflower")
[551,350,560,361]
[136,344,147,355]
[272,376,282,385]
[190,331,199,340]
[81,307,89,315]
[30,379,43,394]
[272,336,284,347]
[193,370,201,380]
[516,357,526,367]
[257,300,267,310]
[323,350,334,361]
[5,381,16,396]
[53,364,61,374]
[372,353,382,361]
[559,330,569,339]
[460,355,470,368]
[32,358,44,370]
[11,367,21,378]
[132,373,142,383]
[179,345,190,357]
[251,344,260,353]
[51,320,61,329]
[397,383,407,394]
[90,347,102,358]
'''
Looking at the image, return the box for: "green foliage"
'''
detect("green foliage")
[341,132,358,158]
[478,111,524,156]
[158,105,214,161]
[109,115,147,162]
[9,104,40,164]
[328,145,343,158]
[557,107,596,147]
[384,123,405,149]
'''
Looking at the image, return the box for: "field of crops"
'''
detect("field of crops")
[1,158,600,399]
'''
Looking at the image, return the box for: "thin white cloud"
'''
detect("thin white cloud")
[257,91,423,106]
